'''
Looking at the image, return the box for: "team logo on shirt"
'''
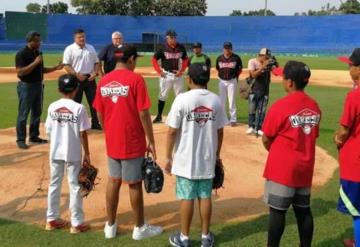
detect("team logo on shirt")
[164,52,182,60]
[289,108,320,135]
[50,107,78,126]
[218,62,236,69]
[101,81,129,103]
[186,106,216,127]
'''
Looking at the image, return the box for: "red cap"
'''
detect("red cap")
[338,56,353,64]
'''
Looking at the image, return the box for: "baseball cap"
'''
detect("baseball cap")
[223,42,232,49]
[259,48,271,56]
[192,42,202,48]
[338,48,360,66]
[283,61,311,86]
[58,74,79,93]
[166,29,177,37]
[114,45,142,61]
[188,63,210,85]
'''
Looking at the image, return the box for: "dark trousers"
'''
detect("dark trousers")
[74,79,99,125]
[248,93,269,130]
[16,81,43,142]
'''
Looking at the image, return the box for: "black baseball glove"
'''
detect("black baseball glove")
[142,156,164,193]
[213,159,224,190]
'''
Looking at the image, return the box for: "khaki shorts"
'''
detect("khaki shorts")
[264,180,311,210]
[108,156,144,184]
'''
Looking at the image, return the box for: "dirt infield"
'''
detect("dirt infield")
[0,123,337,232]
[0,67,353,88]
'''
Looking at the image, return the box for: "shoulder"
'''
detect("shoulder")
[16,47,27,56]
[64,43,75,53]
[85,44,96,52]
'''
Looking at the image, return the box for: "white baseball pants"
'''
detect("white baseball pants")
[46,159,84,227]
[219,78,238,123]
[158,73,184,101]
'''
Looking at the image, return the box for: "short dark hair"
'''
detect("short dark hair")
[26,31,41,43]
[188,63,210,86]
[283,61,311,90]
[74,29,85,35]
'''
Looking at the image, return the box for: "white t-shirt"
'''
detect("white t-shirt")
[63,43,99,74]
[166,89,229,179]
[45,98,91,162]
[248,58,261,71]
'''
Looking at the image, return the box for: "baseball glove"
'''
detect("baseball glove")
[78,162,98,197]
[142,156,164,193]
[213,159,224,190]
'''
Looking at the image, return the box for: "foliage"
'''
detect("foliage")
[26,3,41,13]
[230,9,276,16]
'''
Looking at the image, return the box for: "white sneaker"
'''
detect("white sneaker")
[257,130,264,136]
[246,127,254,135]
[104,221,117,239]
[132,223,163,240]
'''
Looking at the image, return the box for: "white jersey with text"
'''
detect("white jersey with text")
[45,98,91,162]
[166,89,229,179]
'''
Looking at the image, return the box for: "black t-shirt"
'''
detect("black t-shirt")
[216,53,242,80]
[15,46,43,83]
[98,43,121,74]
[154,43,188,72]
[252,70,271,96]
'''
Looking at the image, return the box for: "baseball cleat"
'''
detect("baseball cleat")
[70,223,90,234]
[29,137,48,144]
[45,219,67,231]
[152,115,162,124]
[169,232,191,247]
[201,232,215,247]
[245,127,255,135]
[230,122,237,127]
[17,141,29,149]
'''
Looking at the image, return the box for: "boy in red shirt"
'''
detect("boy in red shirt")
[93,45,162,240]
[262,61,321,247]
[336,48,360,247]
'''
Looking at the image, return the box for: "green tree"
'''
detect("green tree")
[41,2,69,14]
[26,3,41,13]
[339,0,360,14]
[230,9,276,16]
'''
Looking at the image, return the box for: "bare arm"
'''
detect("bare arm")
[249,60,269,79]
[80,131,91,165]
[43,62,64,73]
[262,134,274,151]
[334,125,350,149]
[98,61,105,77]
[97,112,104,129]
[89,63,100,81]
[139,109,156,160]
[217,128,224,159]
[165,127,178,174]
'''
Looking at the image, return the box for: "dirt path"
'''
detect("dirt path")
[0,123,337,231]
[0,67,353,88]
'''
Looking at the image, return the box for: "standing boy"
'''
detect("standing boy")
[261,61,321,247]
[45,74,91,234]
[165,63,228,247]
[335,48,360,247]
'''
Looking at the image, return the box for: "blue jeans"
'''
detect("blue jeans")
[16,81,43,142]
[248,93,268,130]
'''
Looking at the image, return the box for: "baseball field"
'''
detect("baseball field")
[0,53,355,246]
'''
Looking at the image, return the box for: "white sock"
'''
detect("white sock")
[180,233,189,241]
[202,233,210,239]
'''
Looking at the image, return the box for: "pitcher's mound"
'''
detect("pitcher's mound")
[0,123,337,231]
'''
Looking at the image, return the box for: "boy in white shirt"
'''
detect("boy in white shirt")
[45,74,92,234]
[165,63,228,247]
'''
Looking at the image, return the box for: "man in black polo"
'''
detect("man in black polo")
[15,31,63,149]
[98,31,124,76]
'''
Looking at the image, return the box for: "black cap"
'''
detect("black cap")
[166,29,177,37]
[115,45,142,61]
[192,42,202,48]
[58,74,79,93]
[188,63,210,85]
[283,61,311,88]
[338,48,360,66]
[223,42,232,49]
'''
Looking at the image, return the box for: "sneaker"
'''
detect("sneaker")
[257,130,264,136]
[132,223,163,240]
[45,219,67,231]
[169,232,191,247]
[17,141,29,149]
[152,115,162,124]
[245,127,255,135]
[91,123,102,130]
[343,239,355,247]
[29,137,48,144]
[70,223,90,234]
[230,122,237,127]
[104,221,117,239]
[201,232,215,247]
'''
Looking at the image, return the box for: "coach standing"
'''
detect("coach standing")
[98,31,124,76]
[63,29,101,130]
[216,42,242,127]
[15,31,63,149]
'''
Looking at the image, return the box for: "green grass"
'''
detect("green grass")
[0,53,348,70]
[0,78,354,246]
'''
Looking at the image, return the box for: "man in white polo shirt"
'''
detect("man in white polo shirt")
[63,29,101,130]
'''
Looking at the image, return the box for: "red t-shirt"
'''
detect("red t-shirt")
[262,91,321,187]
[93,69,151,159]
[339,88,360,182]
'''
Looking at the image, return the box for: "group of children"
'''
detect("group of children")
[43,45,360,247]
